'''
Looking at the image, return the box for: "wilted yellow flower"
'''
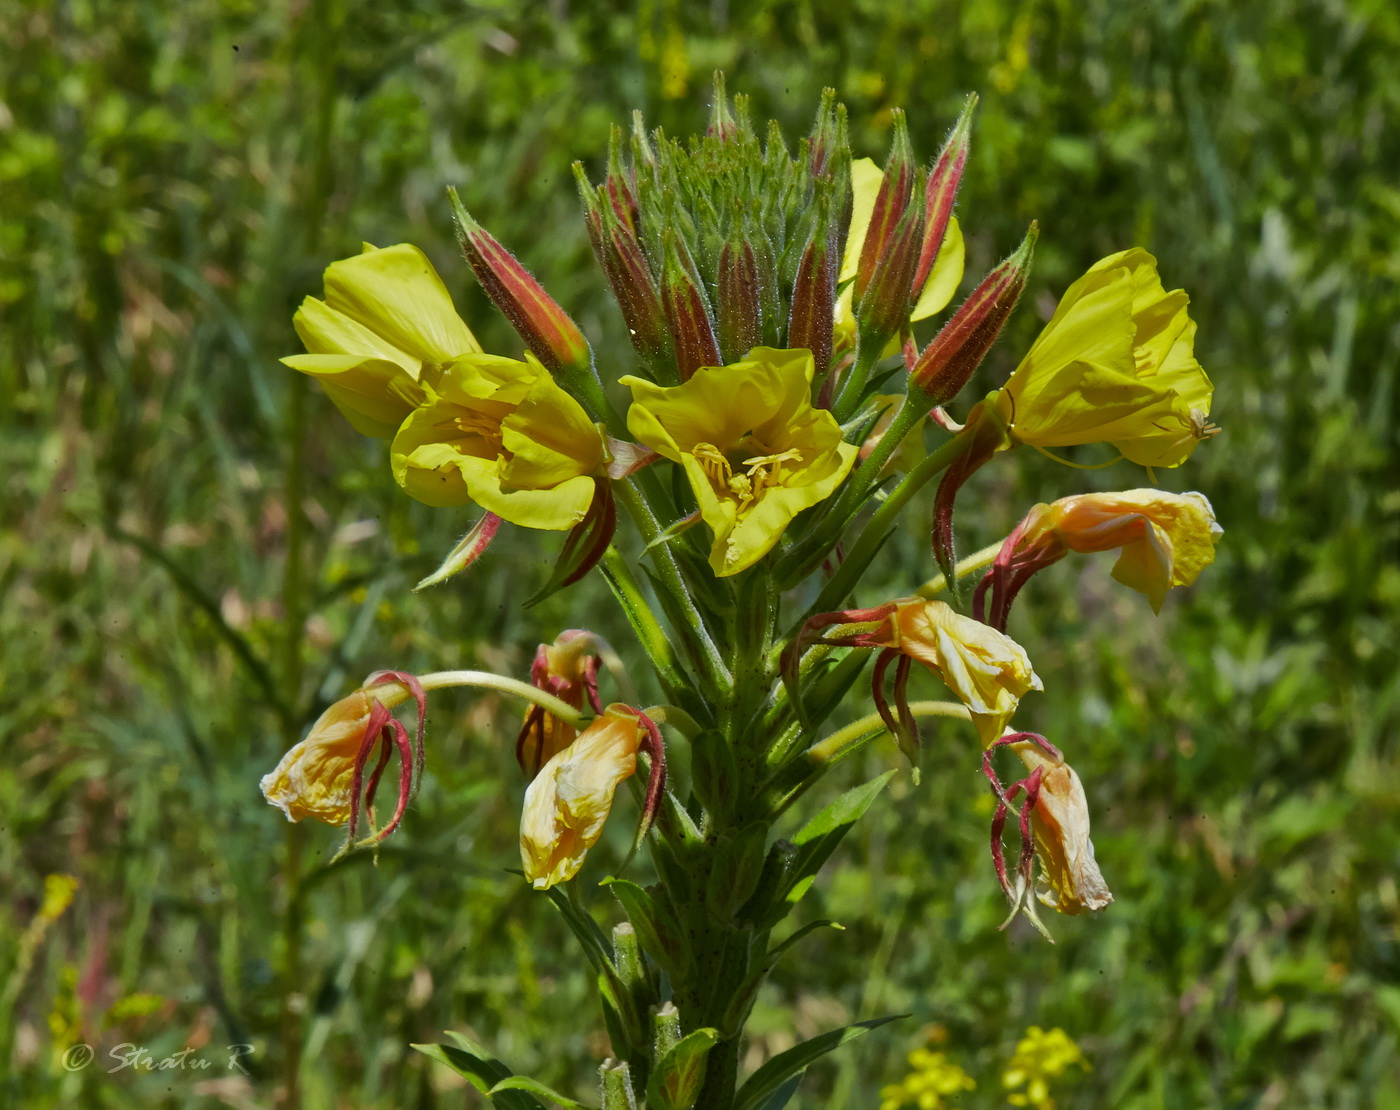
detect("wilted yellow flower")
[283,243,482,438]
[888,599,1041,746]
[261,688,393,825]
[834,157,965,353]
[390,351,605,529]
[622,347,858,575]
[1011,743,1113,915]
[880,1046,976,1110]
[1017,489,1222,612]
[520,705,648,889]
[988,248,1214,469]
[1002,1026,1088,1109]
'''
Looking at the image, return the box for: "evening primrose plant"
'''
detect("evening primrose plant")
[261,77,1221,1109]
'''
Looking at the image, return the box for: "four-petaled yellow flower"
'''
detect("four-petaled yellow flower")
[390,352,605,529]
[622,347,858,575]
[1011,742,1113,915]
[520,704,646,889]
[260,685,410,825]
[283,243,482,438]
[988,248,1214,469]
[1017,489,1222,612]
[834,157,966,354]
[1002,1026,1089,1109]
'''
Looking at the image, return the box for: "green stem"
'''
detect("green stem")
[601,547,687,694]
[806,700,971,764]
[802,427,973,620]
[832,330,884,421]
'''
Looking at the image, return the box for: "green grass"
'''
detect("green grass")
[3,0,1399,1106]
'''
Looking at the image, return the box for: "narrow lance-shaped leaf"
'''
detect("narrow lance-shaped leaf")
[732,1015,907,1110]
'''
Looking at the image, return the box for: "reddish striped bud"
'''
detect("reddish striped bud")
[911,223,1037,407]
[708,71,739,140]
[854,109,915,302]
[855,180,925,344]
[911,93,976,306]
[661,231,721,381]
[787,187,840,380]
[717,219,763,362]
[605,124,639,232]
[449,189,590,373]
[808,86,841,177]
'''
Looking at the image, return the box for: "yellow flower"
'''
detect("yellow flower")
[1011,743,1113,915]
[520,705,646,889]
[260,686,403,825]
[879,1047,976,1110]
[888,599,1041,746]
[622,347,858,575]
[988,248,1214,468]
[1017,489,1222,612]
[390,352,605,530]
[834,157,965,354]
[1002,1026,1088,1109]
[283,243,482,438]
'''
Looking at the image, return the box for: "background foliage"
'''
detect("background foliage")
[3,0,1398,1106]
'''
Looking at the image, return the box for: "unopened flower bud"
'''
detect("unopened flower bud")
[911,223,1036,407]
[605,124,640,231]
[854,109,915,303]
[787,186,841,380]
[661,231,721,381]
[855,180,925,346]
[717,219,763,362]
[911,93,976,305]
[707,70,739,140]
[448,189,591,373]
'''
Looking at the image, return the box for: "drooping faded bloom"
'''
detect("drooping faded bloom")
[282,244,482,438]
[977,489,1223,626]
[622,347,858,575]
[260,672,426,851]
[519,705,665,890]
[796,598,1041,755]
[390,352,605,529]
[1010,741,1113,916]
[517,630,605,778]
[985,248,1215,469]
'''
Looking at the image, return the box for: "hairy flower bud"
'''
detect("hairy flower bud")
[660,231,721,381]
[911,93,976,306]
[911,223,1036,407]
[855,179,926,346]
[716,217,763,362]
[854,109,915,303]
[448,189,591,374]
[787,185,841,380]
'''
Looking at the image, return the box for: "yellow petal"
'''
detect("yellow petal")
[910,217,965,321]
[1011,743,1113,915]
[321,244,482,366]
[520,706,642,889]
[839,157,886,285]
[281,353,428,439]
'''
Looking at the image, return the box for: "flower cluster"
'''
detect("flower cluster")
[879,1047,977,1110]
[1002,1026,1089,1109]
[256,78,1224,1108]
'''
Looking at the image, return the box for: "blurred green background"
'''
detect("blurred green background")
[4,0,1399,1106]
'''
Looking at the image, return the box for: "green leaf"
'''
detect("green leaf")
[412,1033,547,1110]
[646,1027,718,1110]
[490,1076,600,1110]
[769,772,895,920]
[604,878,689,978]
[751,1074,803,1110]
[732,1015,906,1110]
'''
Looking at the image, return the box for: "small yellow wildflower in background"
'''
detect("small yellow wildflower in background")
[1002,1026,1088,1109]
[880,1046,976,1110]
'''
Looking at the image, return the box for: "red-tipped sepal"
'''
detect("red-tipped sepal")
[854,109,916,304]
[449,188,591,374]
[931,403,1012,596]
[525,480,617,609]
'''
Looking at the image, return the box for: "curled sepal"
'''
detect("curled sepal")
[448,187,591,374]
[517,631,606,779]
[931,402,1012,596]
[413,512,503,591]
[525,480,617,609]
